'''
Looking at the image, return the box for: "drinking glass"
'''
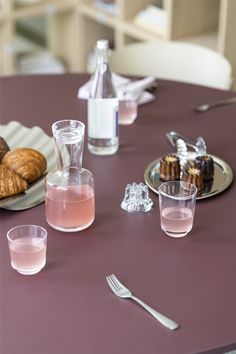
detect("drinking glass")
[119,92,138,125]
[7,225,47,275]
[158,181,197,238]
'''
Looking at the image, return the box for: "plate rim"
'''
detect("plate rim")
[144,154,234,200]
[0,120,55,210]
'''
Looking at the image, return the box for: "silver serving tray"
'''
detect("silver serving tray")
[144,152,233,200]
[0,121,56,210]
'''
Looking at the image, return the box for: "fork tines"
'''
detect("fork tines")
[106,274,121,292]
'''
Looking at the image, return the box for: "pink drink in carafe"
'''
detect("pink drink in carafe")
[46,184,95,231]
[45,120,95,232]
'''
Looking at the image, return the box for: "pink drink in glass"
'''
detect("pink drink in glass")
[46,184,95,232]
[161,206,193,237]
[119,99,137,125]
[9,237,46,275]
[158,181,197,238]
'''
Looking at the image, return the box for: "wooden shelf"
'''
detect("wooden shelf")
[11,1,75,20]
[182,31,218,52]
[76,0,236,89]
[122,21,163,42]
[0,0,235,90]
[80,3,118,28]
[0,5,7,22]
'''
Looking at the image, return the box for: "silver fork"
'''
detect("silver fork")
[106,274,179,330]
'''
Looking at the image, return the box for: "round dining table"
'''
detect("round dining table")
[0,73,236,354]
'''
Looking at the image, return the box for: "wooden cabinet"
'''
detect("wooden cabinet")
[0,0,77,75]
[77,0,236,89]
[218,0,236,86]
[0,0,235,90]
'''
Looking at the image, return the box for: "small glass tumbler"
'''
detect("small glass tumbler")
[7,225,47,275]
[158,181,197,238]
[119,92,138,125]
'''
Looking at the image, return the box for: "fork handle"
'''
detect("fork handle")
[208,96,236,108]
[131,295,179,330]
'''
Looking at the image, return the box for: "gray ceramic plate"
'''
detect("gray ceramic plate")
[144,152,233,200]
[0,121,56,210]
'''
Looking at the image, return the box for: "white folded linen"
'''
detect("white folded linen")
[77,73,156,105]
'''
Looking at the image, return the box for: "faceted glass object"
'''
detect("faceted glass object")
[121,182,153,212]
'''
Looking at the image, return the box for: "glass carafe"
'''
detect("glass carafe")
[45,120,95,232]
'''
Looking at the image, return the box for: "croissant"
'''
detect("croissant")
[0,164,28,198]
[0,137,10,161]
[2,148,47,183]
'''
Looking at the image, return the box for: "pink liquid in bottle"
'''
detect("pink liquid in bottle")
[45,184,95,232]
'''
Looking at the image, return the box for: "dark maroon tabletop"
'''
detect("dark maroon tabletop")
[0,74,236,354]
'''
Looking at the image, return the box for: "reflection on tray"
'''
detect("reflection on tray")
[144,153,233,200]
